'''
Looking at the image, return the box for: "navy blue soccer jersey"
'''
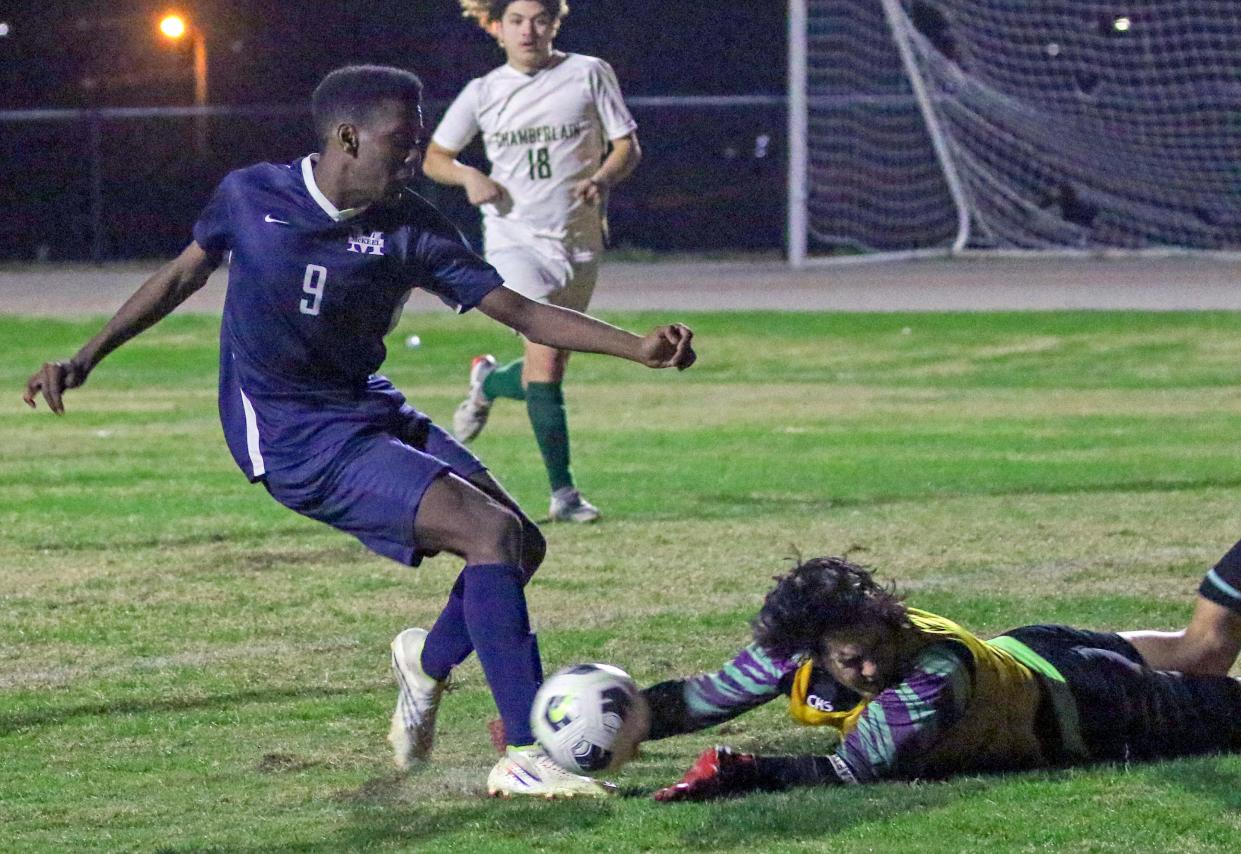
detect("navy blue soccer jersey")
[193,155,504,480]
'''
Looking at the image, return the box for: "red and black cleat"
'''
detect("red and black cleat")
[653,746,759,802]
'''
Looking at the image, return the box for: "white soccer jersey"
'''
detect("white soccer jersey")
[432,52,637,259]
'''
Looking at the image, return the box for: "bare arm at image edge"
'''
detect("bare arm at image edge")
[22,241,219,413]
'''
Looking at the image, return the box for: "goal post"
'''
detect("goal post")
[788,0,1241,264]
[787,0,809,267]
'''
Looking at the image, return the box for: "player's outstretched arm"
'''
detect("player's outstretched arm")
[477,286,695,370]
[643,641,797,741]
[423,142,507,207]
[22,241,219,414]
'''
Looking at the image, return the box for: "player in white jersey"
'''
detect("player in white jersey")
[425,0,641,523]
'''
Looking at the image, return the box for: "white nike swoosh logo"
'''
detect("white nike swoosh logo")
[264,214,290,224]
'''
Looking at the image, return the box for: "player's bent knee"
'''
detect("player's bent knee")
[1185,631,1241,674]
[468,506,526,566]
[1185,600,1241,666]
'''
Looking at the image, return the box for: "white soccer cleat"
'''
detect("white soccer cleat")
[387,627,447,770]
[548,487,601,524]
[451,354,497,443]
[486,745,618,799]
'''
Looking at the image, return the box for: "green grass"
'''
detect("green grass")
[4,309,1241,852]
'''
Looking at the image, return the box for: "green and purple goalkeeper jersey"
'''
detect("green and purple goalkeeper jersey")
[661,610,1241,789]
[644,642,864,739]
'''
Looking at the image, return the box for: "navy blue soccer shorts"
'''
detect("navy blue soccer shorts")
[262,418,486,566]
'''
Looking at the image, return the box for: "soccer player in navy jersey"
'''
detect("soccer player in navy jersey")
[22,64,694,799]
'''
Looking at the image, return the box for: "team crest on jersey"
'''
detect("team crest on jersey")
[347,229,385,255]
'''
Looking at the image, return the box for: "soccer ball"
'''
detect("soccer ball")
[530,663,640,775]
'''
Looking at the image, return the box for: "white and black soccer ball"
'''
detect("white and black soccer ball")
[530,663,639,775]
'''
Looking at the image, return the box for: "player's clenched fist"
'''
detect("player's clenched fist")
[462,171,508,207]
[22,359,89,415]
[572,177,604,206]
[639,323,696,371]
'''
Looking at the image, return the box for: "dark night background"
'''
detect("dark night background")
[0,2,789,259]
[1,1,784,105]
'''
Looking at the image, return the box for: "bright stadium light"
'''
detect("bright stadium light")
[1113,17,1132,32]
[159,14,187,40]
[0,22,11,37]
[156,12,209,154]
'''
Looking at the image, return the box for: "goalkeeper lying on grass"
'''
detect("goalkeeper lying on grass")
[491,546,1241,795]
[643,548,1241,800]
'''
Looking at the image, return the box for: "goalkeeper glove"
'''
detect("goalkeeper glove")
[653,746,760,802]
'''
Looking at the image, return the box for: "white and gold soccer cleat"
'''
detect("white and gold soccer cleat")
[387,627,447,770]
[486,745,617,799]
[451,354,497,443]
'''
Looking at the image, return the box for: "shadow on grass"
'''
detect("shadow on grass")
[158,777,991,853]
[1165,757,1241,810]
[0,683,382,735]
[22,528,352,555]
[693,474,1241,519]
[650,758,1241,850]
[144,758,1241,853]
[158,786,624,854]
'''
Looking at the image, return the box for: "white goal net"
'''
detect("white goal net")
[789,0,1241,263]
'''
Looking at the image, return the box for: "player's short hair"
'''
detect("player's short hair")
[311,65,424,145]
[459,0,569,28]
[752,556,910,659]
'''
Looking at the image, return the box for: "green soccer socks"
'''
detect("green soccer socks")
[525,381,574,493]
[481,358,526,402]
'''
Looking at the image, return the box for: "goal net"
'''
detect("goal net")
[788,0,1241,263]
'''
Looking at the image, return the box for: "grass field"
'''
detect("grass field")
[4,308,1241,852]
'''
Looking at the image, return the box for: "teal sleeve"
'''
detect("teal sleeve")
[644,642,799,739]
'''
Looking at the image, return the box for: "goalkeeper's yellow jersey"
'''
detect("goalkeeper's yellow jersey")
[788,608,1053,778]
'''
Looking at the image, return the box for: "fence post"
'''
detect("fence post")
[89,111,105,264]
[787,0,808,268]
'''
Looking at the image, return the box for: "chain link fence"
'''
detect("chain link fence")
[0,97,785,262]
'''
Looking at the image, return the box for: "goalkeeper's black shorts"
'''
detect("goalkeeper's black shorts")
[1004,624,1241,763]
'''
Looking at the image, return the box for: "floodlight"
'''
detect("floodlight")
[160,14,187,39]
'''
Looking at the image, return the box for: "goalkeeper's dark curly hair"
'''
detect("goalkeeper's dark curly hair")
[752,556,909,659]
[459,1,569,28]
